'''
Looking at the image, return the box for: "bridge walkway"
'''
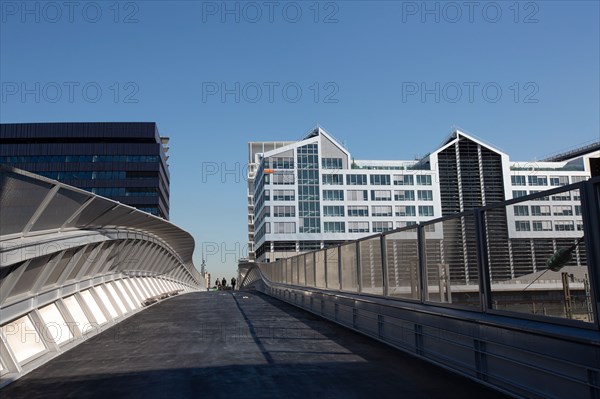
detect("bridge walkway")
[1,291,509,398]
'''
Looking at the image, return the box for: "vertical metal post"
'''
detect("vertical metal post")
[475,209,492,313]
[417,224,427,303]
[356,241,362,294]
[338,246,342,290]
[580,179,600,329]
[381,234,389,297]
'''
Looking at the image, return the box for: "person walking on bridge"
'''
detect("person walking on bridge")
[231,277,236,291]
[221,277,227,290]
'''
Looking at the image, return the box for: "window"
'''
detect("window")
[370,175,391,185]
[272,171,295,185]
[575,205,582,216]
[346,174,367,185]
[513,205,529,216]
[273,222,296,234]
[348,221,369,233]
[571,176,587,183]
[322,190,344,201]
[416,175,432,185]
[323,205,344,217]
[394,190,415,201]
[573,189,581,201]
[372,221,393,233]
[551,193,571,201]
[423,224,435,232]
[417,190,433,201]
[531,205,550,216]
[347,205,369,217]
[393,174,414,185]
[324,222,345,233]
[371,190,391,201]
[347,190,368,201]
[529,190,549,201]
[272,190,295,201]
[515,221,531,231]
[397,221,417,229]
[418,205,434,216]
[577,222,584,231]
[395,205,416,217]
[550,176,569,186]
[322,174,343,185]
[512,190,527,199]
[322,158,342,170]
[528,176,548,186]
[266,157,294,169]
[532,221,552,231]
[273,206,295,217]
[553,205,573,216]
[511,175,526,186]
[371,205,392,216]
[554,221,574,231]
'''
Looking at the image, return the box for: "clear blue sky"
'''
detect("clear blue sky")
[1,1,599,281]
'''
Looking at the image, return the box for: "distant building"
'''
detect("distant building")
[248,126,599,280]
[0,122,170,219]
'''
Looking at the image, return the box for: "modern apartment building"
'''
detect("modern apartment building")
[0,122,171,219]
[248,127,599,278]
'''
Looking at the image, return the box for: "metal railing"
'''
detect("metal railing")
[241,177,600,398]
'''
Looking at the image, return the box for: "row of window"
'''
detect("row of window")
[511,175,587,186]
[514,220,583,232]
[323,205,433,217]
[259,221,434,235]
[512,190,579,201]
[321,174,433,186]
[36,170,159,180]
[265,157,294,169]
[260,204,435,218]
[0,155,160,164]
[87,187,158,197]
[513,204,581,217]
[321,189,434,202]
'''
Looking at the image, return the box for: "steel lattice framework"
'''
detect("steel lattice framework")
[0,166,204,386]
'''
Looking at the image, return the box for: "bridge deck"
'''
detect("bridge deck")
[2,291,509,398]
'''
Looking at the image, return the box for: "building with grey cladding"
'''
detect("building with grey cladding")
[0,122,170,219]
[247,126,599,282]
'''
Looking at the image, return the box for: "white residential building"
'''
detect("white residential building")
[247,126,599,281]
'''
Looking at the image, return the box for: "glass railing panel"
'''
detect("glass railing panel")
[424,214,480,307]
[315,250,326,288]
[305,252,315,287]
[326,247,340,290]
[485,186,593,323]
[340,243,358,292]
[385,227,419,300]
[298,254,306,286]
[360,237,383,295]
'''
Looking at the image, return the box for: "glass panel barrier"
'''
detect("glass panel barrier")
[424,214,480,308]
[305,252,315,287]
[315,250,326,288]
[340,243,358,292]
[360,237,383,295]
[298,254,306,286]
[291,256,298,285]
[385,227,420,300]
[485,187,593,323]
[286,258,292,284]
[326,247,339,290]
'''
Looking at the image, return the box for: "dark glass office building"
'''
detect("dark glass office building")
[0,122,170,219]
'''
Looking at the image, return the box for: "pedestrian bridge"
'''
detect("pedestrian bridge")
[1,166,599,398]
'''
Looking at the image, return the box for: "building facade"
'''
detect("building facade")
[0,122,170,219]
[249,127,599,279]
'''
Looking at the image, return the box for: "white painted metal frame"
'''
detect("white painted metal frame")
[0,166,203,387]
